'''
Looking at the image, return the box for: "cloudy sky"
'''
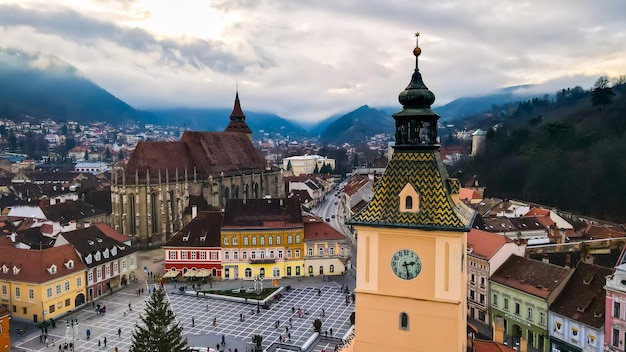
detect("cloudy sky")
[1,0,625,122]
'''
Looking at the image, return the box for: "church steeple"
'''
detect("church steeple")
[224,86,253,141]
[230,89,246,122]
[392,32,440,149]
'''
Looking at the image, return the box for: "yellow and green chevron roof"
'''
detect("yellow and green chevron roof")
[349,149,474,231]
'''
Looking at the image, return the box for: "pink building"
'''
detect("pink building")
[605,262,626,351]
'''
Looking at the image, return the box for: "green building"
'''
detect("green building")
[490,255,572,352]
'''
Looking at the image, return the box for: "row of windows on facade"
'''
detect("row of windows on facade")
[469,273,487,287]
[2,276,82,300]
[5,298,73,316]
[492,293,547,325]
[552,320,598,347]
[168,247,346,261]
[223,234,302,246]
[222,264,337,279]
[0,259,134,299]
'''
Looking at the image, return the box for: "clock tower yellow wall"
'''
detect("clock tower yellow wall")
[354,226,467,352]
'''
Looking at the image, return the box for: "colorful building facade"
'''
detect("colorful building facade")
[164,211,223,278]
[303,215,351,276]
[490,255,571,352]
[221,198,305,280]
[605,263,626,351]
[0,238,87,323]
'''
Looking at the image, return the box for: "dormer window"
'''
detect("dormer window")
[13,266,21,275]
[399,183,420,214]
[94,252,101,261]
[85,254,92,264]
[111,247,118,256]
[103,248,110,259]
[1,265,8,274]
[47,265,57,275]
[64,260,74,269]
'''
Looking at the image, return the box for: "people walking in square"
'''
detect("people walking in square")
[288,332,291,341]
[192,317,195,327]
[330,328,333,337]
[98,340,101,347]
[118,328,121,337]
[104,336,107,346]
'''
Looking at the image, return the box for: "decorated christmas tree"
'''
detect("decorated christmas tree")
[129,288,191,352]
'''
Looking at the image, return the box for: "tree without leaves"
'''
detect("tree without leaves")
[129,288,191,352]
[592,75,615,108]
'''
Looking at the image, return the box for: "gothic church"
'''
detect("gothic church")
[110,93,284,247]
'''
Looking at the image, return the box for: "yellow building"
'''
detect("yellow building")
[348,34,475,352]
[221,198,305,279]
[303,215,351,276]
[0,238,87,323]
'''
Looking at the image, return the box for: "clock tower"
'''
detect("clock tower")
[348,34,475,352]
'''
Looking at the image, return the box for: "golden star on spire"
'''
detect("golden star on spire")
[415,32,420,37]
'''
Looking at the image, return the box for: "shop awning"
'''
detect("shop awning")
[183,270,197,278]
[162,270,180,278]
[195,269,211,278]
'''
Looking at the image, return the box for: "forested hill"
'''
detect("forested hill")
[452,79,626,223]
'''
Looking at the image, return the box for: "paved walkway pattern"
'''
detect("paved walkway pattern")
[10,282,354,352]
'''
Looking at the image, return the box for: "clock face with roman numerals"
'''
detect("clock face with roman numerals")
[391,249,422,280]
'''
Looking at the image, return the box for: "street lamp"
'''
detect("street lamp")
[254,275,263,313]
[66,318,78,350]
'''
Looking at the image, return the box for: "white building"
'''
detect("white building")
[283,155,335,175]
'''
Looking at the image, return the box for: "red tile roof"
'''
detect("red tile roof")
[124,131,268,180]
[0,244,86,284]
[491,255,571,299]
[222,198,302,229]
[459,188,481,202]
[524,207,550,217]
[550,263,611,328]
[93,222,132,243]
[467,228,513,260]
[473,340,517,352]
[303,215,347,241]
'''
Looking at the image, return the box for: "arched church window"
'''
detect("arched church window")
[405,196,413,209]
[129,194,136,235]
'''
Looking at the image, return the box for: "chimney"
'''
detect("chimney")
[493,316,504,344]
[192,205,198,219]
[519,337,528,352]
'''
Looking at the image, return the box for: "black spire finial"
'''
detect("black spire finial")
[392,33,440,148]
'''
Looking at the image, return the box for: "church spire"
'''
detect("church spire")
[225,85,253,140]
[392,32,439,148]
[229,84,246,122]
